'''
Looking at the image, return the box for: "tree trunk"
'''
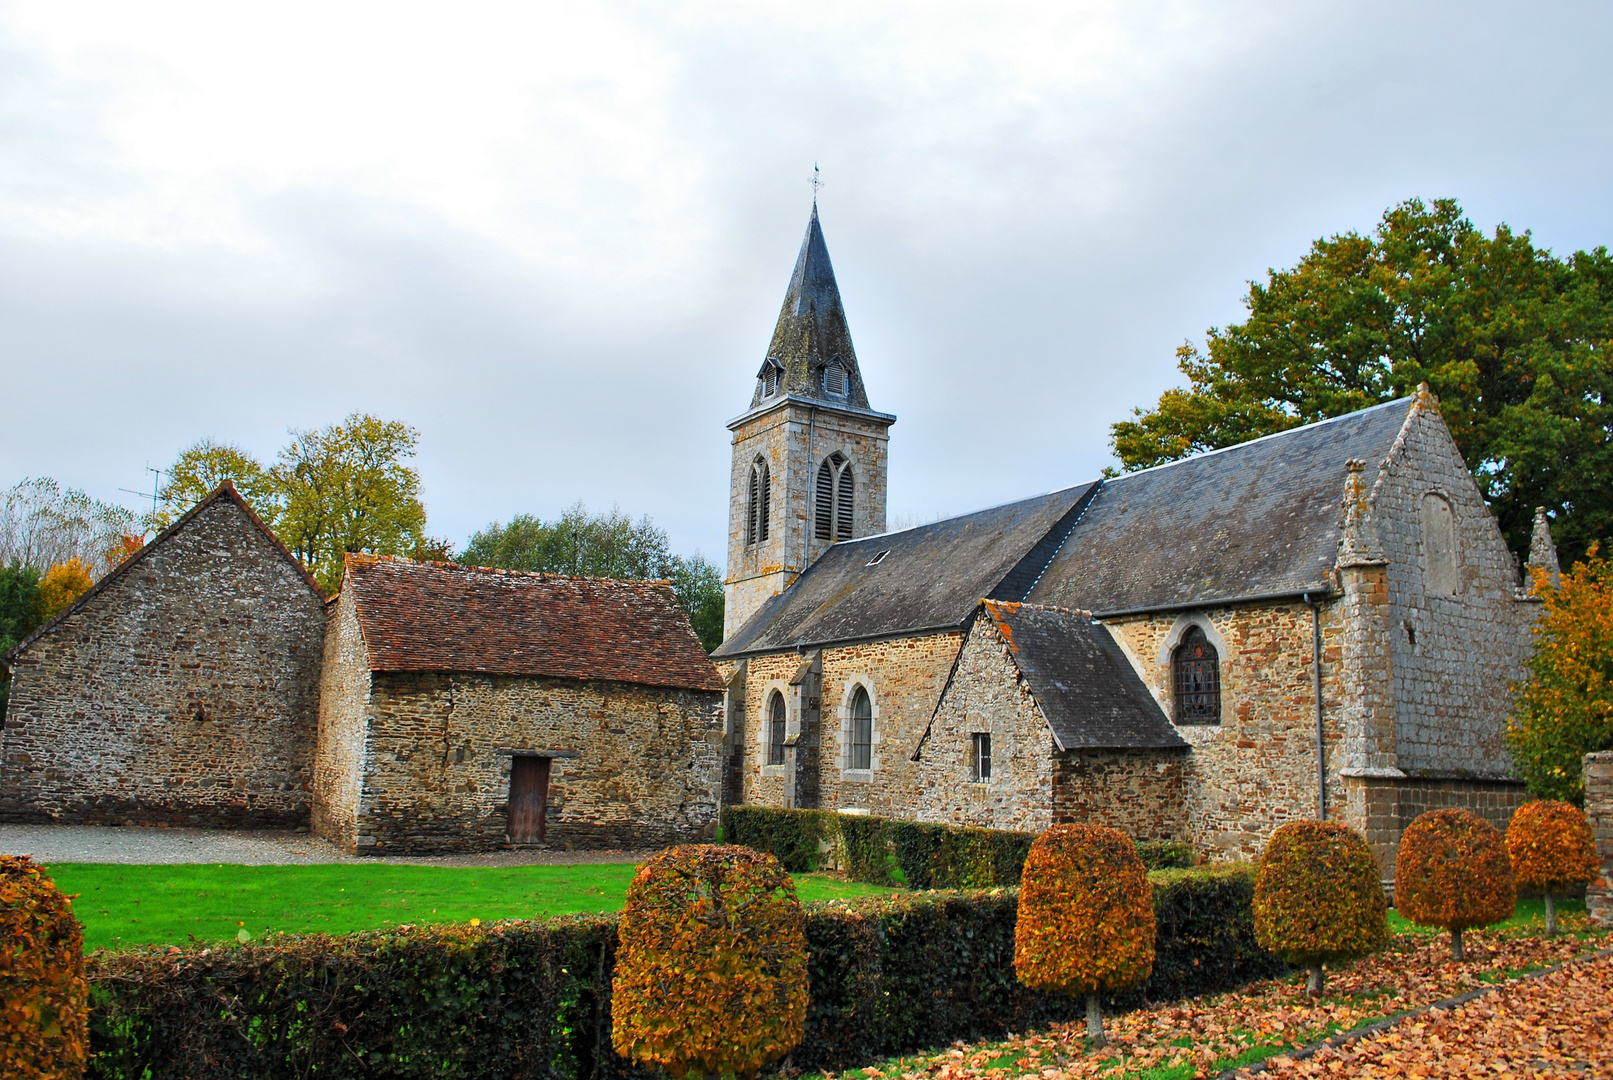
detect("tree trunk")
[1546,892,1558,936]
[1451,926,1464,962]
[1306,964,1324,996]
[1086,990,1106,1049]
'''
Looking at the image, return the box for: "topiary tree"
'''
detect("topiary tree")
[611,844,808,1079]
[1505,799,1600,935]
[1,855,89,1079]
[1395,809,1516,961]
[1254,821,1389,996]
[1013,824,1155,1049]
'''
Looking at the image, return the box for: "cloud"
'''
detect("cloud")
[1,0,1610,561]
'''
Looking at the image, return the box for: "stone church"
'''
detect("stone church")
[713,206,1554,873]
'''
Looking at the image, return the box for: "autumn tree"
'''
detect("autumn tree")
[1505,800,1599,935]
[152,440,279,531]
[463,503,725,651]
[1111,198,1613,565]
[1395,809,1516,961]
[1254,821,1389,995]
[1507,545,1613,804]
[0,478,136,576]
[35,559,93,622]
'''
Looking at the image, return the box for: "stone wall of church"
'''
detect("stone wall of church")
[1103,599,1348,861]
[1053,749,1188,839]
[914,615,1058,832]
[724,631,961,816]
[1369,398,1539,778]
[0,497,326,827]
[1586,752,1613,928]
[316,668,723,854]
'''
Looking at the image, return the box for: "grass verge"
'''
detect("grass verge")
[47,861,899,951]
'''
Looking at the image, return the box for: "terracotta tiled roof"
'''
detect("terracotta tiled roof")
[343,555,723,692]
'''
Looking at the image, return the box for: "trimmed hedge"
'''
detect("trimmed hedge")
[722,805,1194,888]
[85,870,1280,1079]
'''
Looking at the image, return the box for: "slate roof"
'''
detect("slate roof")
[1027,398,1416,616]
[978,601,1186,750]
[713,484,1097,658]
[2,481,324,666]
[344,555,723,692]
[744,203,874,412]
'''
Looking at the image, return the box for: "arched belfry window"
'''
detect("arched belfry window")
[746,458,770,545]
[815,453,854,541]
[768,691,787,766]
[1172,626,1221,724]
[849,685,872,770]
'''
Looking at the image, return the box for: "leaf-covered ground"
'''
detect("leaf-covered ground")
[814,916,1609,1080]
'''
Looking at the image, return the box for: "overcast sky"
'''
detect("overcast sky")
[2,2,1610,562]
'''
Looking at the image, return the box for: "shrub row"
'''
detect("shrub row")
[721,805,1194,888]
[86,869,1279,1080]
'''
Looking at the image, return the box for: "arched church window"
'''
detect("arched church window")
[815,453,854,541]
[1172,626,1221,724]
[823,364,847,396]
[849,685,872,770]
[747,459,770,545]
[768,691,787,766]
[1421,492,1459,595]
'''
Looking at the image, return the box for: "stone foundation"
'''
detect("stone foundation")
[1344,773,1530,880]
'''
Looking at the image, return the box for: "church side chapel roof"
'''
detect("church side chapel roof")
[713,483,1096,658]
[1027,397,1417,616]
[977,601,1186,750]
[343,555,723,692]
[742,203,878,415]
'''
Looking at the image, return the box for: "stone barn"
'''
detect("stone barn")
[0,482,328,827]
[312,555,725,854]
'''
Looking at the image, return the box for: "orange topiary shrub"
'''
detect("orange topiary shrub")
[1395,809,1516,960]
[611,844,808,1078]
[1506,799,1599,935]
[1,855,89,1079]
[1014,824,1154,1048]
[1254,821,1389,996]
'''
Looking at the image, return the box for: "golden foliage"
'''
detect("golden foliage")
[1395,809,1516,933]
[35,559,93,622]
[1013,824,1155,997]
[0,856,89,1079]
[610,844,808,1078]
[1254,820,1389,967]
[1505,799,1599,893]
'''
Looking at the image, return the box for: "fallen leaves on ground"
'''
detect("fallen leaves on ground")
[1250,953,1613,1079]
[816,921,1607,1080]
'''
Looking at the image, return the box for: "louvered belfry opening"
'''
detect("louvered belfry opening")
[747,459,770,545]
[815,452,854,542]
[823,363,846,396]
[1172,625,1222,724]
[768,691,787,765]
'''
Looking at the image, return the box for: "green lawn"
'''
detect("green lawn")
[47,862,900,953]
[1387,896,1586,937]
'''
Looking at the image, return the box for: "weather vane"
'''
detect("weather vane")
[811,162,824,205]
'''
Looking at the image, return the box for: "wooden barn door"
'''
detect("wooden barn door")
[508,756,551,843]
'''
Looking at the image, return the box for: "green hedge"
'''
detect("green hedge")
[722,805,1195,888]
[85,871,1281,1079]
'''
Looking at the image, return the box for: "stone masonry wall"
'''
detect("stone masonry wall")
[337,670,723,854]
[1586,752,1613,928]
[1370,400,1538,777]
[725,631,961,816]
[1104,600,1347,861]
[0,497,326,827]
[310,588,370,850]
[1346,774,1530,882]
[725,401,891,639]
[915,615,1058,832]
[1053,749,1187,840]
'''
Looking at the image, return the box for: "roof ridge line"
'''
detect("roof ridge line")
[852,482,1097,545]
[354,553,674,588]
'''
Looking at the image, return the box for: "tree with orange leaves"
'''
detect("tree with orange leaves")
[1505,800,1599,935]
[35,559,93,622]
[1507,543,1613,805]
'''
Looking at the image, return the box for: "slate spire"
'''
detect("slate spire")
[749,204,872,410]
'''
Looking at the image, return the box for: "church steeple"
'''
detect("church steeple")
[723,203,895,643]
[749,205,872,411]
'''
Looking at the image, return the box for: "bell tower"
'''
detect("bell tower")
[723,204,896,641]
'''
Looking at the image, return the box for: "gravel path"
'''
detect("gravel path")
[0,824,656,867]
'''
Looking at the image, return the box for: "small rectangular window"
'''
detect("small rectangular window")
[866,550,889,566]
[971,733,991,782]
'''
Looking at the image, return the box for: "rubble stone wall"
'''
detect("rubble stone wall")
[310,589,370,849]
[1053,748,1188,840]
[1586,752,1613,927]
[0,497,326,827]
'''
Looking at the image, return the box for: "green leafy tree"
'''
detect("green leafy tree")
[271,415,428,594]
[0,564,42,715]
[1111,198,1613,565]
[463,502,725,651]
[152,440,279,531]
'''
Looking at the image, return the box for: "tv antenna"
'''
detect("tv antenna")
[119,464,162,518]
